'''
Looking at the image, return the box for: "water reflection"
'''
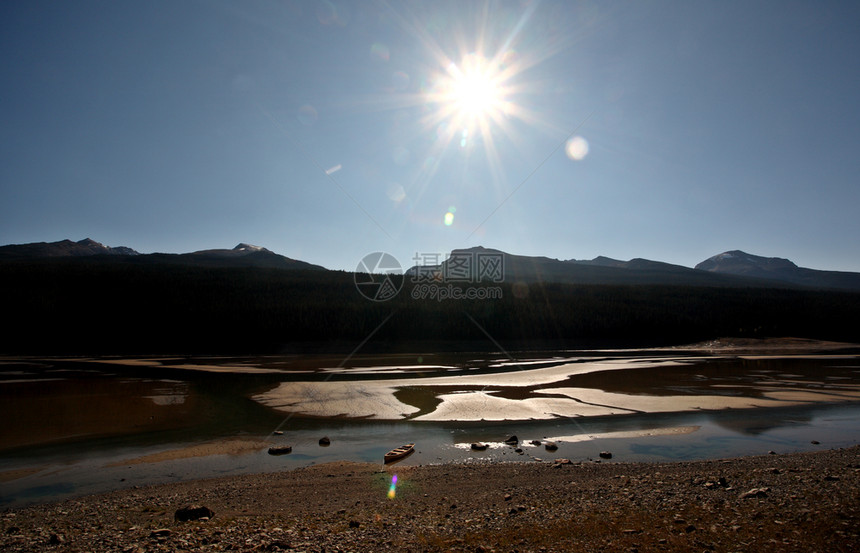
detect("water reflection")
[1,353,859,507]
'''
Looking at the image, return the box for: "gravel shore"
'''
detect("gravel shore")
[2,446,858,552]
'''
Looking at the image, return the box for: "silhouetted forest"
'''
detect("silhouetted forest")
[2,258,859,354]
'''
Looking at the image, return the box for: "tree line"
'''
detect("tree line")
[2,259,858,354]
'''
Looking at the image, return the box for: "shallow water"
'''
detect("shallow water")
[1,352,859,507]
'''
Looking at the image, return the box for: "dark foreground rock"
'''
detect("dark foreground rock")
[1,447,858,552]
[174,505,214,522]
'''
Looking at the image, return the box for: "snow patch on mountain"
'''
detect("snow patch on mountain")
[233,243,269,253]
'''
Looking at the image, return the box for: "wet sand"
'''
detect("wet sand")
[104,438,271,467]
[542,425,701,443]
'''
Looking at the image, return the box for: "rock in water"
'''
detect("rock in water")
[268,445,292,455]
[599,451,612,459]
[175,505,215,521]
[319,436,331,446]
[545,441,558,451]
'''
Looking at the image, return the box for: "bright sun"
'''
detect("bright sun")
[448,62,503,118]
[427,53,512,136]
[418,48,533,184]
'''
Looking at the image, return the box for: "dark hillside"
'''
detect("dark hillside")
[1,258,858,354]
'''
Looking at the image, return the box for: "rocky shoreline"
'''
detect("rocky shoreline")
[2,446,859,552]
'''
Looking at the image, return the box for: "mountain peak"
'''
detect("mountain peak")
[233,243,270,253]
[692,249,860,290]
[450,245,504,255]
[696,250,797,273]
[574,255,627,268]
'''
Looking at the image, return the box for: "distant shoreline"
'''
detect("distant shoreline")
[3,335,858,360]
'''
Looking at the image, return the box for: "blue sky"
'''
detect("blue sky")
[2,0,859,272]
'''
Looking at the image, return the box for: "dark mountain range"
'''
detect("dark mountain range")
[0,239,326,271]
[0,238,139,259]
[405,246,860,291]
[1,241,858,354]
[162,243,326,270]
[1,239,857,290]
[408,246,801,289]
[696,250,860,291]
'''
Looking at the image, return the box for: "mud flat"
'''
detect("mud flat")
[253,354,860,421]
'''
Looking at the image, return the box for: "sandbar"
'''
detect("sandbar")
[254,355,860,421]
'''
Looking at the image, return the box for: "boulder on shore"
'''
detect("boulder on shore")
[268,445,292,455]
[740,487,769,499]
[175,505,214,522]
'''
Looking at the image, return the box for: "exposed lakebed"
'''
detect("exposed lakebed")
[2,344,859,507]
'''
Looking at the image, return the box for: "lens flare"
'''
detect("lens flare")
[391,71,410,91]
[370,43,390,62]
[392,145,411,165]
[296,104,318,126]
[443,206,456,226]
[387,183,406,203]
[565,136,589,161]
[387,474,398,499]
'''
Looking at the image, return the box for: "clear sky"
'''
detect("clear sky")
[2,0,859,272]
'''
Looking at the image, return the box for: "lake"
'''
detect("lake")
[2,347,859,507]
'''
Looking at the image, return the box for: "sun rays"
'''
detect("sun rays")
[420,48,531,165]
[427,53,511,135]
[332,2,579,233]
